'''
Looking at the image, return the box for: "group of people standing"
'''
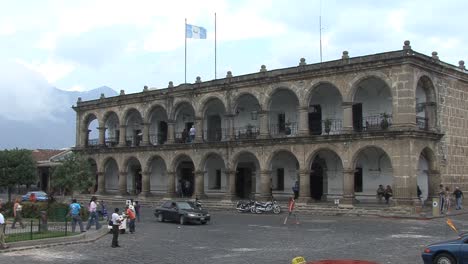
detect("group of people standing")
[438,184,464,214]
[177,179,193,197]
[181,125,196,143]
[376,185,393,204]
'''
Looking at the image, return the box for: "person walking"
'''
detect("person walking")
[438,184,445,214]
[69,199,85,233]
[454,186,464,210]
[111,208,121,248]
[0,206,9,250]
[283,197,299,225]
[384,185,393,205]
[134,201,141,222]
[86,196,101,230]
[11,197,25,229]
[443,186,452,213]
[292,181,299,200]
[126,205,136,233]
[376,185,385,203]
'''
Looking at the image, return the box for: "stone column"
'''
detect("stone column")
[298,106,309,136]
[427,170,441,199]
[118,125,127,147]
[341,169,355,206]
[98,127,106,146]
[342,102,353,132]
[223,170,236,200]
[166,171,177,198]
[194,170,206,198]
[81,128,89,147]
[259,170,272,200]
[225,114,235,140]
[258,111,269,138]
[167,120,175,144]
[298,170,312,203]
[96,172,105,194]
[426,102,437,130]
[140,170,151,197]
[118,171,128,195]
[195,117,203,142]
[141,123,150,146]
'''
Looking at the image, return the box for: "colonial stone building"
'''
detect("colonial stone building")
[73,41,468,206]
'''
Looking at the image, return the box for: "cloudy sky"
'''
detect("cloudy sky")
[0,0,466,121]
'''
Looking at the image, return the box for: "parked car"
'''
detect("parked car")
[154,201,210,225]
[422,233,468,264]
[22,191,48,202]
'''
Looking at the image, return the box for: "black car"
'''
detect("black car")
[154,201,210,225]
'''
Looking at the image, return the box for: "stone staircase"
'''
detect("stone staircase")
[71,194,418,218]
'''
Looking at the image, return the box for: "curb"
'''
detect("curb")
[0,227,109,254]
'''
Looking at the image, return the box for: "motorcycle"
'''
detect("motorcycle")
[236,200,255,213]
[194,197,203,209]
[253,199,281,214]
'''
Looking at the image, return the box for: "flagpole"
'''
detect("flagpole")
[215,12,217,80]
[319,0,323,64]
[185,18,187,83]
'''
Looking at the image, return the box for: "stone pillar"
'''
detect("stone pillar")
[118,171,128,195]
[118,125,127,147]
[141,123,150,146]
[298,170,312,203]
[258,111,269,138]
[98,127,106,146]
[140,171,151,197]
[259,170,272,200]
[194,170,206,198]
[166,171,177,198]
[298,106,309,136]
[342,169,355,206]
[223,170,236,200]
[342,102,353,132]
[225,114,235,140]
[81,128,89,147]
[96,172,105,194]
[167,120,175,144]
[195,117,203,142]
[427,170,441,199]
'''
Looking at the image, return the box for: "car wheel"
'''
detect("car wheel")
[201,221,207,225]
[179,215,186,225]
[273,205,281,214]
[158,214,164,222]
[434,253,456,264]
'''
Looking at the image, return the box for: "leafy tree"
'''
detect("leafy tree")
[52,153,94,196]
[0,149,36,202]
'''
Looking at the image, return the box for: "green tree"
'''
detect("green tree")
[0,149,36,202]
[52,153,94,196]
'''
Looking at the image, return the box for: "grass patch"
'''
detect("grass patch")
[5,231,78,243]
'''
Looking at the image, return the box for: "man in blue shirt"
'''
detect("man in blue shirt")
[69,199,85,233]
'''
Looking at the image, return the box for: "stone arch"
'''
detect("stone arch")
[171,100,195,120]
[200,152,227,191]
[266,150,301,197]
[417,146,438,202]
[415,75,438,130]
[346,72,394,102]
[199,151,226,170]
[265,149,300,170]
[304,81,344,108]
[350,145,393,171]
[265,86,300,109]
[103,157,119,193]
[306,147,344,170]
[416,75,437,102]
[103,110,119,125]
[123,156,142,172]
[145,154,167,172]
[232,92,263,113]
[146,154,168,195]
[83,112,98,128]
[231,150,261,199]
[171,153,196,172]
[306,148,344,201]
[198,95,227,117]
[122,156,143,194]
[144,103,168,123]
[122,107,143,126]
[231,150,261,169]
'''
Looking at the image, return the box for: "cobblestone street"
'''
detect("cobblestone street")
[2,207,467,264]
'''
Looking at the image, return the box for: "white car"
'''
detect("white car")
[107,213,127,234]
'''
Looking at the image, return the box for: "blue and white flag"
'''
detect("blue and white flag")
[186,24,207,39]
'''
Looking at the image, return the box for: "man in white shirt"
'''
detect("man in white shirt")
[0,206,8,249]
[189,125,196,142]
[111,208,121,248]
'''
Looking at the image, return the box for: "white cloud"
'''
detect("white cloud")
[37,32,58,50]
[0,21,16,35]
[16,58,76,83]
[64,84,86,92]
[0,60,68,121]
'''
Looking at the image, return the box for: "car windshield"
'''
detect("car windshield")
[28,191,46,196]
[177,202,195,210]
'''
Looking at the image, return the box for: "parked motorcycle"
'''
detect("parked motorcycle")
[236,200,255,213]
[253,199,281,214]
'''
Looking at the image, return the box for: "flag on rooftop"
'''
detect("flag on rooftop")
[186,24,207,39]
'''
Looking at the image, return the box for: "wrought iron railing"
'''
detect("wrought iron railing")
[269,122,298,137]
[416,117,429,130]
[234,126,260,140]
[149,133,167,145]
[175,132,191,143]
[125,135,141,147]
[87,138,98,146]
[105,137,118,147]
[309,119,343,135]
[203,128,227,142]
[354,114,393,132]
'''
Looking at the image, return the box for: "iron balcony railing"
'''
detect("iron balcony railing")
[149,133,167,145]
[203,128,228,142]
[416,117,429,130]
[175,131,192,143]
[87,138,98,147]
[105,137,118,147]
[354,114,393,132]
[309,119,343,135]
[234,125,260,140]
[269,122,298,137]
[125,135,142,147]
